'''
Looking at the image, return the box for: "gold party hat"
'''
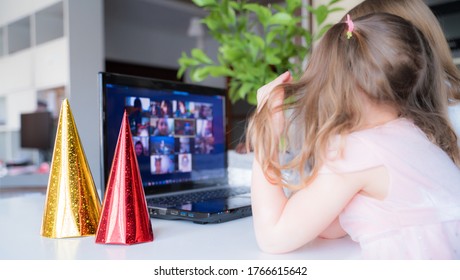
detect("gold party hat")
[41,99,101,238]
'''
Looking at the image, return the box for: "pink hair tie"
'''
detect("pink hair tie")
[345,14,354,39]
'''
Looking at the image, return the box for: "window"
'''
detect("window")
[8,17,31,54]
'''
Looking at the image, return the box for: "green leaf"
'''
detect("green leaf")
[227,5,236,26]
[190,67,210,82]
[218,0,236,26]
[233,66,254,81]
[229,1,240,10]
[228,81,241,103]
[178,56,201,67]
[286,0,302,13]
[328,7,344,13]
[302,29,313,45]
[178,0,345,105]
[243,3,272,27]
[328,0,342,5]
[220,0,229,12]
[283,43,295,56]
[219,45,243,61]
[246,90,258,105]
[313,5,328,26]
[206,66,234,77]
[245,33,265,50]
[202,15,220,31]
[237,82,253,99]
[265,71,278,83]
[177,65,187,79]
[247,43,259,62]
[192,0,216,7]
[267,12,294,26]
[266,52,281,65]
[272,4,285,13]
[266,29,279,45]
[191,49,213,64]
[294,44,309,57]
[314,23,333,39]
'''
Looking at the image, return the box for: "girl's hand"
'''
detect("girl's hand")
[256,71,292,114]
[256,71,292,138]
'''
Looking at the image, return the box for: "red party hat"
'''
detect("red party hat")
[95,111,154,245]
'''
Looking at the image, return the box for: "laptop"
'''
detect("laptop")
[99,72,252,224]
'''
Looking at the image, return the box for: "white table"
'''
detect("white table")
[0,192,361,260]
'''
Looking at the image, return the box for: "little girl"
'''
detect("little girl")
[345,0,460,143]
[247,13,460,259]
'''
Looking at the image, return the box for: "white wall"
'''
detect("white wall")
[0,0,104,192]
[0,0,61,26]
[34,38,68,90]
[6,89,37,130]
[67,0,104,191]
[104,0,226,88]
[313,0,364,28]
[0,0,63,164]
[0,0,68,135]
[0,50,34,97]
[105,0,198,69]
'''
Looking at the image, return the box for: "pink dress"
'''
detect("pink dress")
[321,118,460,259]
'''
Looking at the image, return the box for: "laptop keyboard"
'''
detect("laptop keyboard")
[147,187,250,207]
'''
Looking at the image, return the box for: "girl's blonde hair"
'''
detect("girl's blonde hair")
[347,0,460,103]
[247,13,460,189]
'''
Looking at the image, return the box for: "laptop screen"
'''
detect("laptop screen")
[99,72,228,196]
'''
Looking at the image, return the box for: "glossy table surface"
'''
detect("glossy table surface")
[0,192,361,260]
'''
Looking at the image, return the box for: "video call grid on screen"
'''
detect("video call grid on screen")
[104,82,226,189]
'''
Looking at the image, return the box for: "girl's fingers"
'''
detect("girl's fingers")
[256,71,291,114]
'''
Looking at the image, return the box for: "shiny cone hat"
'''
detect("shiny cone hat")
[95,111,154,245]
[41,99,101,238]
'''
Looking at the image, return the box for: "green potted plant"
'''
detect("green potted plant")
[178,0,343,105]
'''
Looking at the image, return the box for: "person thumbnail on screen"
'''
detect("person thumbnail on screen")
[150,136,174,155]
[178,153,192,172]
[133,136,149,157]
[174,100,193,118]
[174,119,196,136]
[150,155,175,174]
[150,100,161,117]
[195,119,214,154]
[126,96,151,136]
[194,103,213,120]
[133,136,150,174]
[159,100,173,117]
[136,117,150,136]
[175,137,195,154]
[151,117,174,136]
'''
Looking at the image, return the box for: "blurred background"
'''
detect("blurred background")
[0,0,458,191]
